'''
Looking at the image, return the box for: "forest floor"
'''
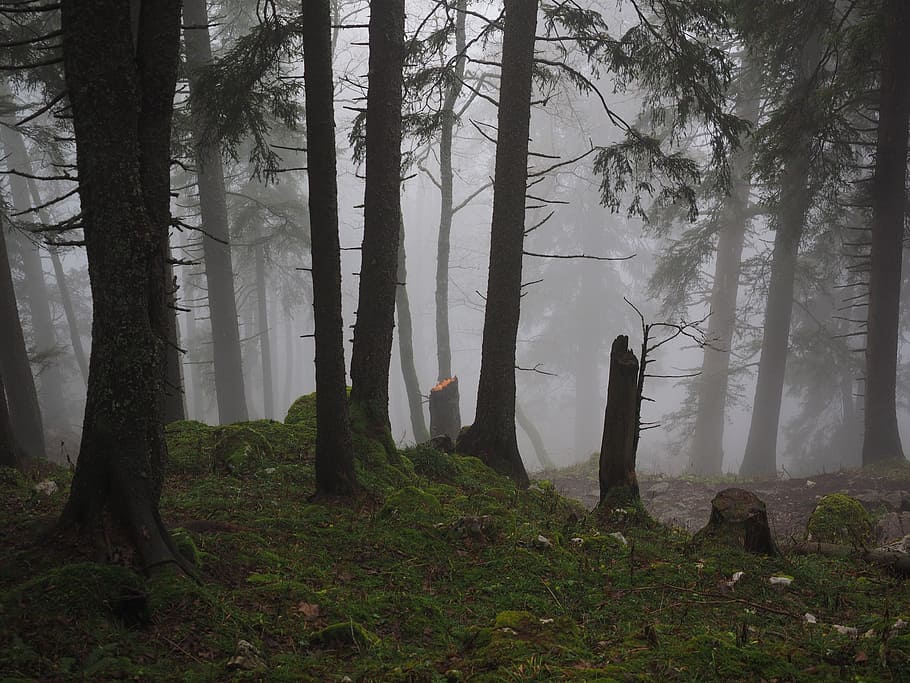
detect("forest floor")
[2,403,910,681]
[546,456,910,542]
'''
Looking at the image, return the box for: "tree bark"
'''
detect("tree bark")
[58,0,190,572]
[435,0,467,382]
[0,215,45,460]
[516,402,554,470]
[0,373,24,469]
[184,0,249,425]
[396,214,429,442]
[456,0,536,488]
[740,37,820,479]
[690,66,759,477]
[598,335,640,505]
[302,0,358,495]
[693,488,778,555]
[863,0,910,465]
[430,376,461,442]
[163,255,186,424]
[0,124,66,427]
[349,0,404,446]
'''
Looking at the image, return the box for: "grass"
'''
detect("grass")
[1,396,909,681]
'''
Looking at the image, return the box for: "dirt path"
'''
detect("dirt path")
[548,468,910,542]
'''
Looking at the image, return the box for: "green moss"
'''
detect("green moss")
[166,420,215,474]
[171,527,201,568]
[404,443,461,482]
[309,621,379,650]
[807,493,874,546]
[379,486,443,521]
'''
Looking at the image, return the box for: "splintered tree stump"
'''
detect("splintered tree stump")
[598,335,640,506]
[429,376,461,442]
[694,488,778,555]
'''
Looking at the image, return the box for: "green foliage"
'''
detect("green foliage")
[807,494,874,547]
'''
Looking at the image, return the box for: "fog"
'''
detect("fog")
[3,0,909,479]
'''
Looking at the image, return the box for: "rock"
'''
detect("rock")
[448,515,496,541]
[33,480,58,496]
[875,511,910,543]
[808,494,873,547]
[226,640,266,671]
[533,534,552,549]
[692,488,778,555]
[429,434,455,453]
[647,481,671,496]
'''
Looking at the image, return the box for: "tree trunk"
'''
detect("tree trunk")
[184,0,249,425]
[740,37,820,479]
[0,373,24,469]
[282,309,295,415]
[435,0,467,383]
[396,215,429,442]
[516,402,554,470]
[302,0,358,495]
[693,488,778,555]
[690,68,759,477]
[58,0,190,572]
[0,215,45,460]
[163,255,186,423]
[0,124,66,428]
[183,265,206,422]
[456,0,536,488]
[598,335,640,505]
[349,0,404,448]
[254,228,274,419]
[863,0,910,465]
[430,376,461,442]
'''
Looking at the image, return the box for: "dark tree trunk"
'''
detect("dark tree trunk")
[302,0,358,495]
[429,376,461,442]
[396,215,429,442]
[1,124,66,427]
[740,37,820,479]
[690,71,759,477]
[863,0,910,465]
[349,0,404,446]
[0,215,45,460]
[58,0,189,572]
[435,0,466,383]
[0,374,24,469]
[456,0,536,488]
[693,488,778,555]
[598,335,640,505]
[282,310,295,414]
[163,256,186,423]
[254,228,274,419]
[183,266,206,421]
[184,0,249,425]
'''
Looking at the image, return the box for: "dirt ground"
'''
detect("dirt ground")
[548,467,910,543]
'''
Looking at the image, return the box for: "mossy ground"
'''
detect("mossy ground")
[2,398,909,681]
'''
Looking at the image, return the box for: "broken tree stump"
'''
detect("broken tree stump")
[694,488,778,555]
[598,335,640,506]
[429,376,461,443]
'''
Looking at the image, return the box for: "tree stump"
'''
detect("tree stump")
[693,488,778,555]
[429,376,461,442]
[598,335,640,506]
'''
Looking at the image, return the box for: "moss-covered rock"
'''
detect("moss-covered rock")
[379,486,443,521]
[309,621,379,650]
[807,493,874,547]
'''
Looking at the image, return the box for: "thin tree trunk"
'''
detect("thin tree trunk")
[183,266,205,421]
[690,68,760,477]
[435,0,467,382]
[863,0,910,465]
[349,0,404,448]
[456,0,536,488]
[516,402,554,470]
[0,216,45,459]
[163,256,186,423]
[740,36,820,479]
[1,124,66,427]
[396,214,429,442]
[184,0,248,425]
[302,0,358,495]
[282,309,295,415]
[0,373,24,468]
[254,228,274,419]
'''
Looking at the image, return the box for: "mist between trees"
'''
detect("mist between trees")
[1,0,909,562]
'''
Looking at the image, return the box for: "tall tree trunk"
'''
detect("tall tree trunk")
[1,125,66,428]
[739,37,820,479]
[0,374,24,468]
[183,265,205,421]
[349,0,404,448]
[163,256,186,423]
[59,0,189,571]
[863,0,910,465]
[456,0,536,488]
[302,0,358,495]
[598,335,640,505]
[0,216,45,459]
[435,0,466,382]
[282,309,295,414]
[396,214,430,442]
[690,70,759,477]
[516,402,553,470]
[254,229,274,419]
[184,0,249,424]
